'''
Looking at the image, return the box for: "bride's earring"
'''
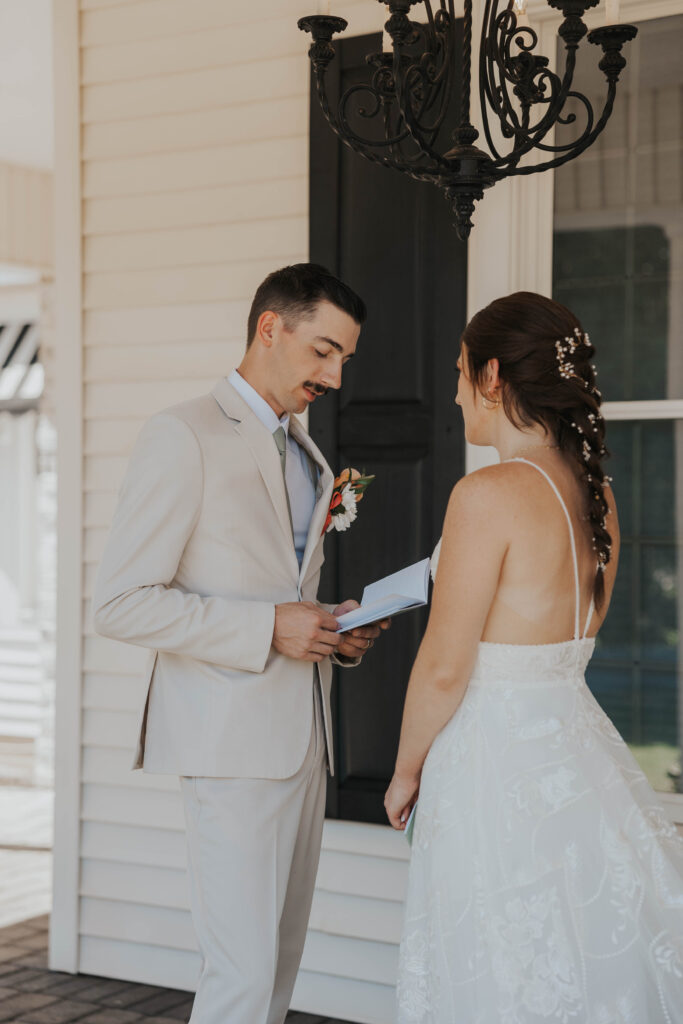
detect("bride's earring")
[481,392,500,410]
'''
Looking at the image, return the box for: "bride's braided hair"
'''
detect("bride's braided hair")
[462,292,612,611]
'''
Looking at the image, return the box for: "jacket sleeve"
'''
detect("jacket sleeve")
[92,413,275,673]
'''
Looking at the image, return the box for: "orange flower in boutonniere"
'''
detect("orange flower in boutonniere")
[322,468,375,535]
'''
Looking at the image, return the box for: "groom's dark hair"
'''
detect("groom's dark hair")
[246,263,366,347]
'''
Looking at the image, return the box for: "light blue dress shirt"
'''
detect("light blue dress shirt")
[228,370,317,568]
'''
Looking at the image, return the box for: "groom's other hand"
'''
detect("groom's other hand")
[332,600,391,659]
[273,602,341,662]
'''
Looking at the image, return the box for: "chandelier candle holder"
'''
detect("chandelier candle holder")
[298,1,637,239]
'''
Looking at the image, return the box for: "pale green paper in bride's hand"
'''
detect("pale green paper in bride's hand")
[403,801,417,845]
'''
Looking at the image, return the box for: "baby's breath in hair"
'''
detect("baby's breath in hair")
[463,292,613,611]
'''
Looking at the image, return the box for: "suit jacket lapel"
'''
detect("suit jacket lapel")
[289,416,334,584]
[211,379,298,575]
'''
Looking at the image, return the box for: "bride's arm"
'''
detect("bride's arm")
[385,468,509,829]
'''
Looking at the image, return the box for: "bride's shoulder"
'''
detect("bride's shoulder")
[448,461,526,506]
[445,463,522,528]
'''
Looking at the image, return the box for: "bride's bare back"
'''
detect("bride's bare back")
[480,453,620,645]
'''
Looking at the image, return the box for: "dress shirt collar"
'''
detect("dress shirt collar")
[228,369,290,436]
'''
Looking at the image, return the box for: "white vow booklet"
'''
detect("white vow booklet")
[335,558,431,633]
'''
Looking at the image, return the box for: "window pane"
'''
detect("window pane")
[552,15,683,402]
[587,421,682,793]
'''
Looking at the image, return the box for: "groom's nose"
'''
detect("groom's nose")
[324,361,343,390]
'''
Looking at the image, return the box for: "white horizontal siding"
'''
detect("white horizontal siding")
[81,21,307,86]
[73,0,402,1019]
[83,379,218,420]
[81,820,187,869]
[82,747,176,791]
[84,302,250,346]
[84,217,307,273]
[84,259,304,311]
[81,860,189,909]
[82,783,184,831]
[83,139,307,198]
[84,177,307,234]
[84,491,120,528]
[83,98,308,160]
[82,635,148,674]
[83,58,307,123]
[84,341,237,384]
[80,0,317,46]
[79,934,200,991]
[293,969,395,1024]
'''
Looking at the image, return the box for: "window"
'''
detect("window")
[553,14,683,793]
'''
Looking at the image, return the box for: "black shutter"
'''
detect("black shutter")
[309,29,467,824]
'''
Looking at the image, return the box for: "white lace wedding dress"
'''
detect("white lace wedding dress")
[396,458,683,1023]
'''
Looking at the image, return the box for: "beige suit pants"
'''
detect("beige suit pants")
[180,683,326,1024]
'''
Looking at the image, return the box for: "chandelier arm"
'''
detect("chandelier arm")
[483,13,542,141]
[424,10,456,91]
[495,81,617,178]
[391,13,453,127]
[384,101,404,162]
[392,63,460,170]
[337,83,414,148]
[424,19,458,129]
[429,50,458,135]
[386,20,452,132]
[485,58,574,159]
[410,75,452,143]
[424,0,436,35]
[500,18,549,146]
[488,70,600,168]
[481,23,528,156]
[482,8,587,164]
[516,67,570,138]
[377,10,459,167]
[401,47,454,138]
[524,90,595,153]
[495,24,527,140]
[313,66,449,178]
[479,0,507,161]
[487,81,594,168]
[312,70,413,166]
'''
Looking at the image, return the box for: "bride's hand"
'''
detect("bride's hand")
[384,772,419,830]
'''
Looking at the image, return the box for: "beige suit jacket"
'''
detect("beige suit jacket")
[92,377,340,778]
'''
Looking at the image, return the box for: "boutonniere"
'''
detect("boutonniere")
[323,468,375,535]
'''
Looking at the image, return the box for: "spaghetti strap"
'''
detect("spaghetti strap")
[583,596,595,640]
[507,457,581,642]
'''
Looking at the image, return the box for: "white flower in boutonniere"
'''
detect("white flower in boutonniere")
[323,468,375,535]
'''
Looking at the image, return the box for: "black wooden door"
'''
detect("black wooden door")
[310,30,467,824]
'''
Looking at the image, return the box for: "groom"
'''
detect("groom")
[93,263,387,1024]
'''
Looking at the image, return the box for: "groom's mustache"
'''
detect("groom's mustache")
[304,381,328,397]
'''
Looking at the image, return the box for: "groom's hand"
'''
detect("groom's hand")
[273,602,341,662]
[332,599,391,659]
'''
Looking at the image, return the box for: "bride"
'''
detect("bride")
[386,292,683,1023]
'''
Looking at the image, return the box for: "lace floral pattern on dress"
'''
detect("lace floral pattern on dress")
[398,525,683,1022]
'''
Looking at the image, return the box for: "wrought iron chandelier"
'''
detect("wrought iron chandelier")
[298,1,637,239]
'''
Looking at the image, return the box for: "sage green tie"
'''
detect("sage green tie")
[273,426,294,534]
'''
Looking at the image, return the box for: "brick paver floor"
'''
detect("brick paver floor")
[0,916,351,1023]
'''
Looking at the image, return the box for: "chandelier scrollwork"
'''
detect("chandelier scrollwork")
[298,1,637,239]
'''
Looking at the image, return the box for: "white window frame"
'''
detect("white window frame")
[466,0,683,822]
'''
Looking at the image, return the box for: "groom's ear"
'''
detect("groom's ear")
[256,310,278,348]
